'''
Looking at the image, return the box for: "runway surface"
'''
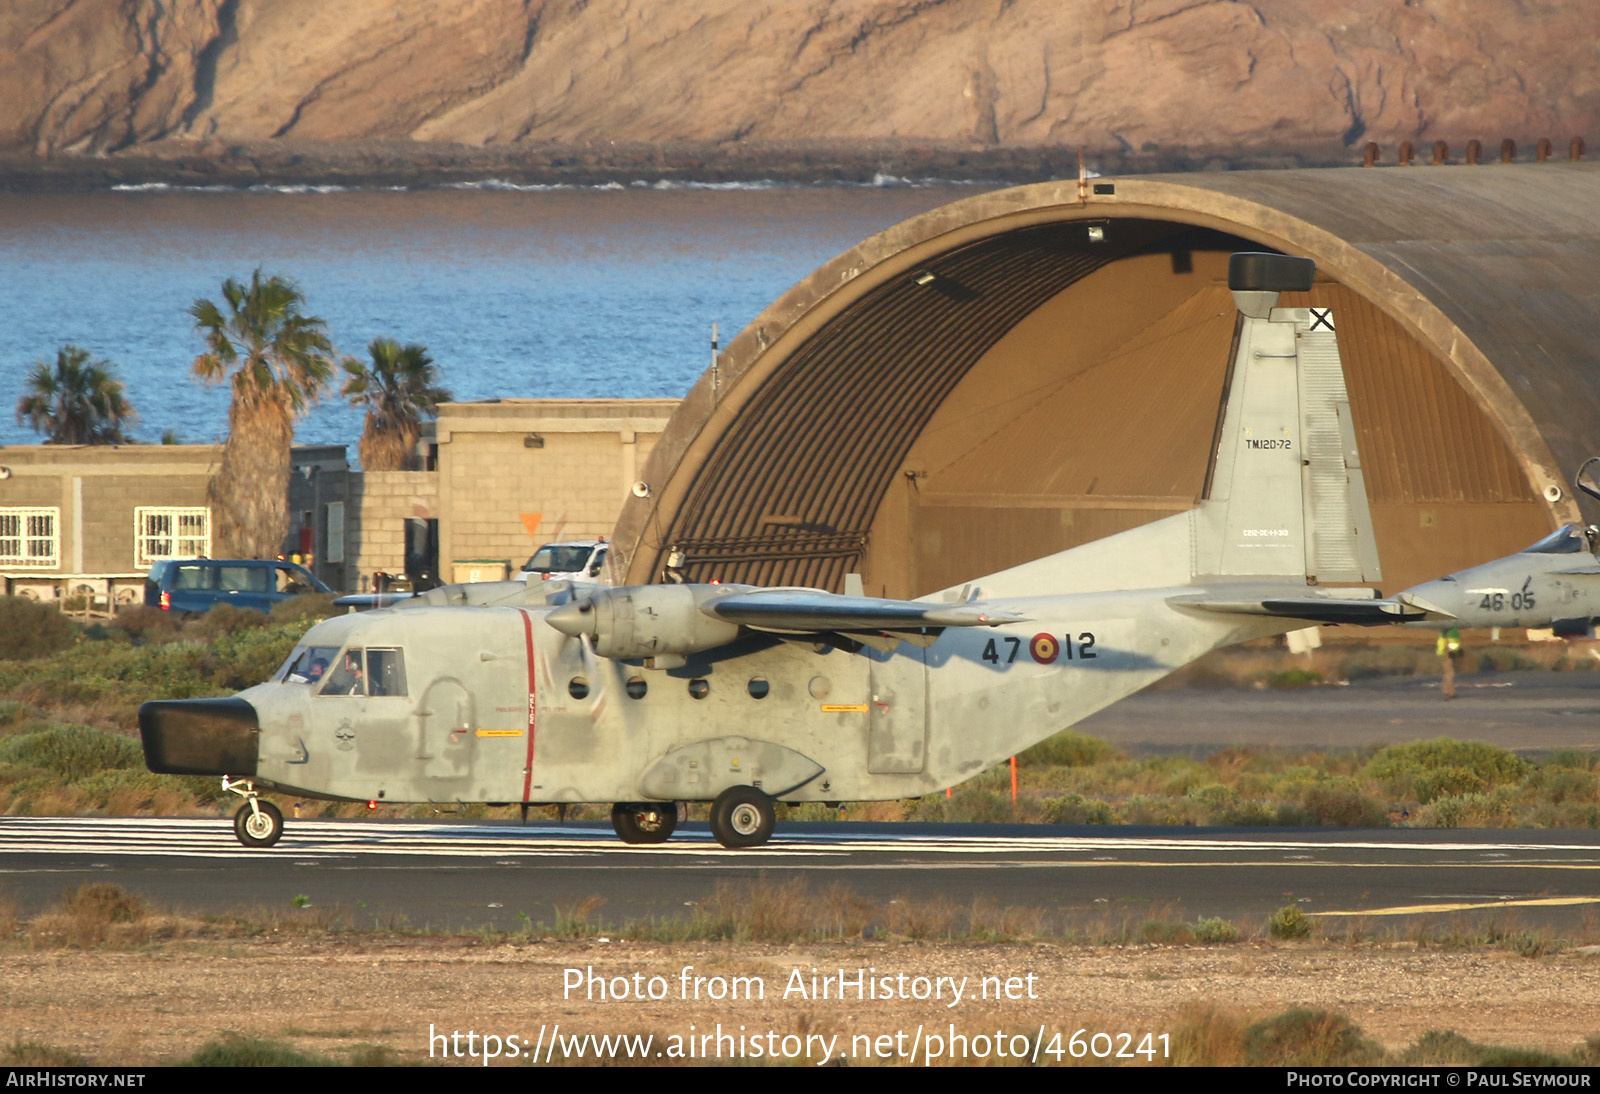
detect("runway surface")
[3,816,1599,933]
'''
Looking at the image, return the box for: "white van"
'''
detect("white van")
[517,540,609,584]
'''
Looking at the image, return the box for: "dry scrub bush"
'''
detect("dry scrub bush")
[29,881,147,948]
[0,597,74,662]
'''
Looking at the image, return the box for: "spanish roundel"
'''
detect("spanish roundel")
[1029,633,1059,664]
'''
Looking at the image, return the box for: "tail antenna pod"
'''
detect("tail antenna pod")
[1574,457,1600,503]
[1229,252,1316,319]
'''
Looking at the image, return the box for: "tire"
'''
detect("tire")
[233,800,284,848]
[611,802,678,845]
[709,786,775,849]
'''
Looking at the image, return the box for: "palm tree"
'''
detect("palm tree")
[342,338,451,471]
[191,269,334,558]
[16,345,137,444]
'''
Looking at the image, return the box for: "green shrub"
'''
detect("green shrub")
[180,1035,331,1067]
[0,597,73,661]
[1040,793,1118,825]
[907,787,1015,823]
[1478,1046,1568,1067]
[108,604,180,644]
[1399,1030,1484,1065]
[1367,738,1527,801]
[1,1041,89,1066]
[1524,766,1599,804]
[1416,787,1519,827]
[268,593,339,626]
[1268,904,1311,939]
[1193,916,1241,943]
[1017,731,1121,768]
[1215,800,1280,826]
[0,724,141,782]
[1297,779,1391,827]
[1268,668,1323,689]
[1243,1008,1382,1066]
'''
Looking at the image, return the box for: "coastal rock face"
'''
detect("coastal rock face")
[5,0,1595,158]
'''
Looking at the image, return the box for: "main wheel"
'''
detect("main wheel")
[709,786,775,849]
[233,800,284,848]
[611,802,678,845]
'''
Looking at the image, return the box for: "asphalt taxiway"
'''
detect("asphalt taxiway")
[3,816,1598,933]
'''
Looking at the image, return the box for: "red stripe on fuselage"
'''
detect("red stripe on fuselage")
[517,609,538,801]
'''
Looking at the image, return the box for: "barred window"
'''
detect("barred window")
[134,507,210,568]
[0,508,59,568]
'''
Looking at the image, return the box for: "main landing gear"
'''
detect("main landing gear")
[709,786,775,849]
[609,787,778,849]
[610,802,678,844]
[224,776,284,848]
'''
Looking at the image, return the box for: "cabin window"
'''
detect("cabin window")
[625,676,647,700]
[366,648,407,696]
[747,677,770,700]
[688,678,709,700]
[568,677,590,700]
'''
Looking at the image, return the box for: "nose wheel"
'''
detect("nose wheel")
[223,777,284,848]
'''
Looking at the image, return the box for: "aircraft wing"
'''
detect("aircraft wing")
[705,590,1027,634]
[1169,591,1432,625]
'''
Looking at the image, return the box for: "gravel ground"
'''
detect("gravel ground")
[3,938,1598,1065]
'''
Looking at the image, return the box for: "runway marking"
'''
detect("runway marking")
[2,817,1600,865]
[1313,895,1600,916]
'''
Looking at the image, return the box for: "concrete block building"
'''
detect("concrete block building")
[0,398,679,606]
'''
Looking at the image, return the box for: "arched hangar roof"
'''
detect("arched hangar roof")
[614,164,1600,598]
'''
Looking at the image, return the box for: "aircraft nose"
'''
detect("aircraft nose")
[139,698,259,776]
[545,598,598,639]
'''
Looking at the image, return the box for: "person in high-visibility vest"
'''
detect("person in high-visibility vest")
[1436,627,1463,699]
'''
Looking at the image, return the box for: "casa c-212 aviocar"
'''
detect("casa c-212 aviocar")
[140,253,1587,851]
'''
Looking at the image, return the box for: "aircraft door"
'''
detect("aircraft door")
[416,677,475,781]
[867,643,928,774]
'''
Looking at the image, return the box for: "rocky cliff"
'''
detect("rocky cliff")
[4,0,1595,174]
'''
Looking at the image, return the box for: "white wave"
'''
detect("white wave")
[246,183,350,194]
[637,178,782,191]
[111,182,246,193]
[443,178,570,192]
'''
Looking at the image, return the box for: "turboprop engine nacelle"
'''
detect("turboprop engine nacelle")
[544,584,743,660]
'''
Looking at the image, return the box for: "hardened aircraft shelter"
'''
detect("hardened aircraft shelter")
[613,164,1600,599]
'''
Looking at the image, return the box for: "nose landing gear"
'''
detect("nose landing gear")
[223,776,284,848]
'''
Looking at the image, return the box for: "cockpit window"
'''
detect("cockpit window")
[313,647,406,697]
[321,649,367,696]
[1524,525,1587,555]
[281,645,341,685]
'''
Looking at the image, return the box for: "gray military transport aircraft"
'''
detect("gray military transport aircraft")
[138,253,1600,850]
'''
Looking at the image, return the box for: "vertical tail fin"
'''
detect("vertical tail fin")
[1192,253,1381,585]
[947,252,1380,601]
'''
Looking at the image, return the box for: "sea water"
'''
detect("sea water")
[0,181,984,453]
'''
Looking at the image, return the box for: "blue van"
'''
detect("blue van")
[143,559,331,615]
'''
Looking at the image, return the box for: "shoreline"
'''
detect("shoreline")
[0,138,1372,193]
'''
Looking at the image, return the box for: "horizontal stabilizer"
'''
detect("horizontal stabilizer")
[706,590,1027,634]
[1170,589,1429,625]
